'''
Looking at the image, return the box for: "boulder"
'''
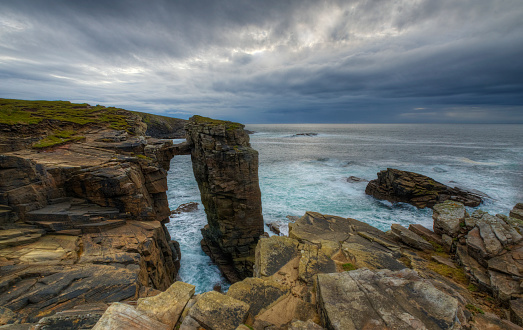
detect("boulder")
[510,203,523,221]
[92,302,169,330]
[171,202,198,215]
[185,116,264,281]
[136,281,195,329]
[316,268,461,329]
[391,224,434,251]
[254,236,300,278]
[346,176,367,183]
[184,291,250,330]
[365,168,481,208]
[433,201,467,238]
[227,277,288,318]
[298,244,337,283]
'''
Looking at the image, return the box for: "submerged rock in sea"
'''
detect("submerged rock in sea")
[292,133,318,137]
[185,115,264,282]
[365,168,482,208]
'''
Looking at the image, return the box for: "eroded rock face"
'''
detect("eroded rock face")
[185,116,264,282]
[0,221,180,323]
[0,130,181,325]
[366,168,482,208]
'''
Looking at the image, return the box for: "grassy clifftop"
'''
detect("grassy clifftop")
[0,98,186,151]
[0,98,132,130]
[0,98,186,137]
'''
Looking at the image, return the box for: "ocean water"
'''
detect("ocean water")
[165,124,523,293]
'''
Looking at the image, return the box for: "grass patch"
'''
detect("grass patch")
[0,98,131,131]
[191,115,243,130]
[342,263,357,271]
[431,242,445,253]
[427,261,468,285]
[32,130,85,149]
[136,154,153,161]
[465,304,484,315]
[467,284,479,292]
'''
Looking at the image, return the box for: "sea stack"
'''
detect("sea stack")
[365,168,482,209]
[185,116,264,282]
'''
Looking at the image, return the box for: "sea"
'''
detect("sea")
[165,124,523,293]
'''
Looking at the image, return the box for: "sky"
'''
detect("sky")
[1,0,522,123]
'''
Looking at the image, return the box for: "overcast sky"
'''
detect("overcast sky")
[1,0,522,123]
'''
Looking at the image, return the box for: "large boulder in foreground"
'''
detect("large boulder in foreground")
[365,168,482,209]
[316,268,461,329]
[185,116,264,282]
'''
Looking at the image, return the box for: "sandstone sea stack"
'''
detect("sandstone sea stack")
[185,116,264,282]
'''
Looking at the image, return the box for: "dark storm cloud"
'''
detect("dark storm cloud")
[1,0,522,123]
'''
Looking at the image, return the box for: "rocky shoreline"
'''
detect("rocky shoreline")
[1,100,522,329]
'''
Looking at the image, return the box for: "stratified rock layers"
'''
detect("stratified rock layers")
[366,168,482,208]
[185,116,264,282]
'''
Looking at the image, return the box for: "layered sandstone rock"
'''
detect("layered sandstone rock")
[0,129,182,325]
[90,209,523,329]
[365,168,482,208]
[185,116,263,282]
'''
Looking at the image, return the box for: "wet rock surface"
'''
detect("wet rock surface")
[366,168,482,208]
[185,116,264,282]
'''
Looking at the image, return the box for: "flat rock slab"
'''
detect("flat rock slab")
[186,291,250,330]
[26,200,120,223]
[316,268,460,329]
[289,211,388,245]
[93,302,169,330]
[341,235,405,271]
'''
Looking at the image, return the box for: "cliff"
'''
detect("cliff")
[0,99,187,324]
[185,115,264,282]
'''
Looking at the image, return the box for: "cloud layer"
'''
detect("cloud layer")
[1,0,522,123]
